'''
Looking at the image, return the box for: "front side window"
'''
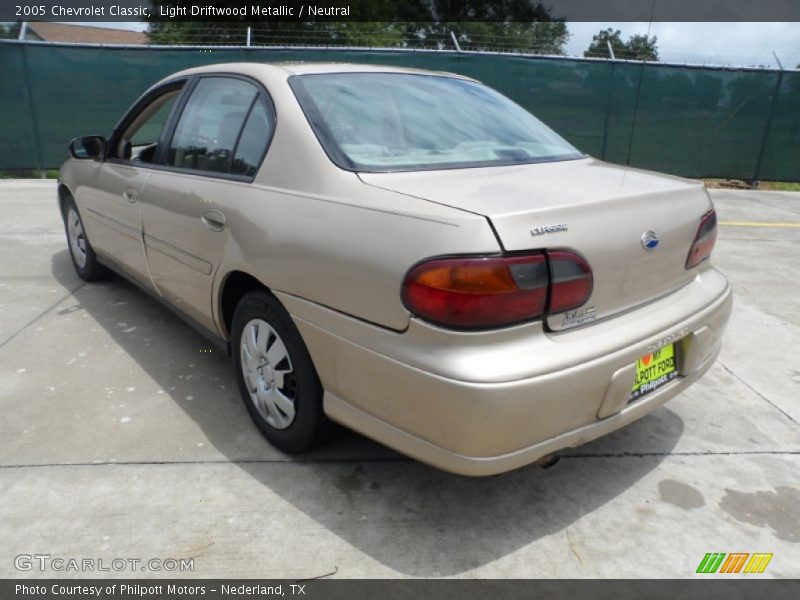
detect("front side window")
[117,87,181,163]
[290,73,583,172]
[168,77,259,174]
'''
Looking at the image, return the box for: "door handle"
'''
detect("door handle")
[201,209,226,231]
[123,187,139,203]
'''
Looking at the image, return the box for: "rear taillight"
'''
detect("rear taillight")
[402,250,592,329]
[402,254,548,328]
[686,209,717,269]
[548,251,594,313]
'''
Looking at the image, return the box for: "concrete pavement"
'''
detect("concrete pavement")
[0,181,798,578]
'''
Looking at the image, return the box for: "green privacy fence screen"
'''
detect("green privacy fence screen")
[2,41,799,180]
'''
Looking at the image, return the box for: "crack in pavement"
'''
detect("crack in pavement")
[719,360,799,426]
[565,529,583,567]
[1,450,799,470]
[0,283,85,349]
[562,450,800,458]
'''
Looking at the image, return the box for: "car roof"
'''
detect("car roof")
[165,61,477,82]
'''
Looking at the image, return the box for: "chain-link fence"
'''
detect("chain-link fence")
[2,40,798,181]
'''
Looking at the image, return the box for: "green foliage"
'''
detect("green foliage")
[766,181,800,191]
[447,21,569,54]
[0,22,21,39]
[625,33,659,61]
[584,28,659,61]
[0,170,59,179]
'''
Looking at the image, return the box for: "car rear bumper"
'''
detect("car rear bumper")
[278,266,732,476]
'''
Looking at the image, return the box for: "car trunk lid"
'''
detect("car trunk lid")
[359,157,713,330]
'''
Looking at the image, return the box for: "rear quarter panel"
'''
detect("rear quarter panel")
[215,180,500,333]
[212,66,501,333]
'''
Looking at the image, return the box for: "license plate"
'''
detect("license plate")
[629,344,678,401]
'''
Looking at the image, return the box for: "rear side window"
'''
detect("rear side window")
[231,98,272,177]
[168,77,258,174]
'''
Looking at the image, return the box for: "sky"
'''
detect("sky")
[69,21,800,68]
[566,22,800,67]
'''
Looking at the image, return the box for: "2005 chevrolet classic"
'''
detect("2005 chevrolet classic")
[58,63,732,475]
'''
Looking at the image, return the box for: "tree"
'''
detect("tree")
[583,28,625,59]
[0,22,21,39]
[584,28,659,61]
[625,33,659,61]
[445,21,569,54]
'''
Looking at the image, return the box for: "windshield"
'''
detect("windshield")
[290,72,583,173]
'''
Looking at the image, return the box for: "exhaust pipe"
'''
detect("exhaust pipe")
[536,453,560,469]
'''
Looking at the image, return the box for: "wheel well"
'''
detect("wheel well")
[219,271,268,338]
[57,184,72,217]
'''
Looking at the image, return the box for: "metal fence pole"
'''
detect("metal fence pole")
[752,52,785,184]
[606,40,616,60]
[601,54,616,160]
[625,60,648,167]
[449,31,461,52]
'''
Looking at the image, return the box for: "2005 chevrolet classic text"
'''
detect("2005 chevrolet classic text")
[58,63,732,475]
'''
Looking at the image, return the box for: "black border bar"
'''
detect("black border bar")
[4,580,800,600]
[4,0,800,23]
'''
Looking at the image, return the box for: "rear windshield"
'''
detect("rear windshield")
[289,72,583,173]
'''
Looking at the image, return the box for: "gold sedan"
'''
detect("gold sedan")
[58,63,732,475]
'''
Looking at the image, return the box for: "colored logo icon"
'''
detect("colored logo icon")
[696,552,773,574]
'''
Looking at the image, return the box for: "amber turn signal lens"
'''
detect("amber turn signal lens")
[403,254,548,328]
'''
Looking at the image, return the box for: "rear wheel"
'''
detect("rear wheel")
[62,195,109,281]
[231,290,329,453]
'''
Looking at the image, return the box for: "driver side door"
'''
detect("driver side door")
[78,82,185,290]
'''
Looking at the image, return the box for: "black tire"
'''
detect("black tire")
[231,290,329,453]
[62,194,110,282]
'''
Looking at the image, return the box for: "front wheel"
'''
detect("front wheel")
[62,195,109,282]
[231,290,329,453]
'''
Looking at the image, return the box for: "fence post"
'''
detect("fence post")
[449,31,461,52]
[625,60,648,167]
[601,55,616,160]
[752,52,785,184]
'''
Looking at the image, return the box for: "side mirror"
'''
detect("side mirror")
[69,136,106,160]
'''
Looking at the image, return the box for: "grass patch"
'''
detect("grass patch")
[758,181,800,192]
[0,169,59,179]
[702,178,800,191]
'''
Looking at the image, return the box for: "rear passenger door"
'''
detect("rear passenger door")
[141,76,275,333]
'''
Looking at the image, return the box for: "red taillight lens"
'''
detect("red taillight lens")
[402,254,548,328]
[686,209,717,269]
[548,251,594,313]
[402,250,594,329]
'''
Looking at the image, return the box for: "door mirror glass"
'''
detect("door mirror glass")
[69,136,106,159]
